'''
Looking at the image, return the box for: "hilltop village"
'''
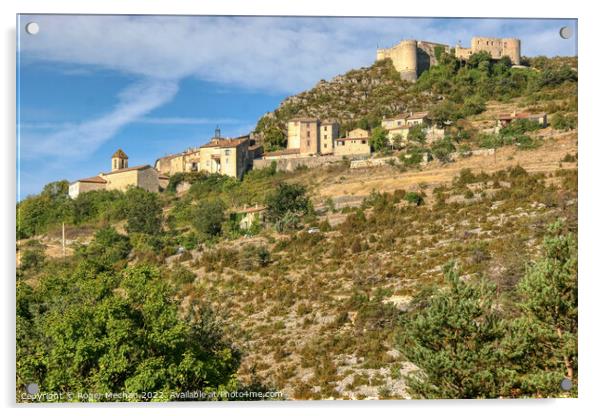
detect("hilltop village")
[18,32,579,401]
[68,35,551,198]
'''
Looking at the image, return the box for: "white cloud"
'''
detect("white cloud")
[19,15,576,93]
[19,79,178,159]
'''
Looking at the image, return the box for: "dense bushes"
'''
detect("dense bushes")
[17,262,241,401]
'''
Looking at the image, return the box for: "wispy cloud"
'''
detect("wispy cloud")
[136,116,242,125]
[19,79,179,159]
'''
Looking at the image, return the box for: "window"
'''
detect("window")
[361,140,366,144]
[324,143,327,148]
[306,140,310,147]
[324,126,327,131]
[224,149,231,156]
[307,131,310,137]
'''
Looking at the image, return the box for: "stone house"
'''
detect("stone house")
[231,205,266,230]
[496,111,548,129]
[334,128,371,156]
[69,149,161,199]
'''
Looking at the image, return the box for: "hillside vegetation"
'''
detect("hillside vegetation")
[254,53,577,151]
[16,52,578,401]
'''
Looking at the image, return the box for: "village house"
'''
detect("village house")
[496,111,548,129]
[69,149,166,199]
[155,127,253,180]
[334,128,371,157]
[381,111,444,145]
[230,204,266,230]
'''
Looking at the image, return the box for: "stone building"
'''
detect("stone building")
[377,36,521,81]
[284,118,340,157]
[455,37,521,65]
[496,111,547,128]
[381,111,444,144]
[69,149,163,199]
[334,128,371,156]
[154,128,253,180]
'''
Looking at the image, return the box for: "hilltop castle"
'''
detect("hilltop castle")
[376,36,521,81]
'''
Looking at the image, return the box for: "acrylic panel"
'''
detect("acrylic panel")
[16,14,578,402]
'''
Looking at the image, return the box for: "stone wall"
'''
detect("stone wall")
[252,155,351,172]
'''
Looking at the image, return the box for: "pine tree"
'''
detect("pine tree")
[398,262,505,398]
[502,220,577,396]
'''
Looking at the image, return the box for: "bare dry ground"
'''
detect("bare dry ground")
[315,131,576,203]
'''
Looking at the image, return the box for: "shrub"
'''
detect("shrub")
[265,183,311,231]
[192,199,226,239]
[404,192,424,206]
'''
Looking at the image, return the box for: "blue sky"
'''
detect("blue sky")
[16,15,577,199]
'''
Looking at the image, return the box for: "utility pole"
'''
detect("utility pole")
[62,222,65,259]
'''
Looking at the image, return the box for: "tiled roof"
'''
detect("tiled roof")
[498,112,546,120]
[289,117,319,122]
[200,136,249,149]
[407,111,429,120]
[102,164,152,175]
[383,111,429,121]
[111,149,128,159]
[76,175,107,184]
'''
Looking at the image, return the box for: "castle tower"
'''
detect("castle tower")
[396,40,418,82]
[111,149,128,171]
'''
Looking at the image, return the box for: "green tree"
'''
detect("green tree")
[502,221,577,396]
[369,127,388,152]
[124,187,162,235]
[79,226,132,270]
[265,183,311,231]
[17,180,73,239]
[192,199,226,239]
[430,137,456,162]
[397,263,505,398]
[17,264,241,401]
[407,125,426,144]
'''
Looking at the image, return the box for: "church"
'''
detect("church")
[68,149,169,199]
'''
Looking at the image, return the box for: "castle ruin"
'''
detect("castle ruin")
[376,36,521,82]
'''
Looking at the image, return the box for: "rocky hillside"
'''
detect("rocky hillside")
[254,59,440,146]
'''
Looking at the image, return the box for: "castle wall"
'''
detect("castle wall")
[470,37,521,65]
[379,36,521,79]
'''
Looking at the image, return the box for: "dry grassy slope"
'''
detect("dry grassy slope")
[309,131,576,207]
[176,131,577,400]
